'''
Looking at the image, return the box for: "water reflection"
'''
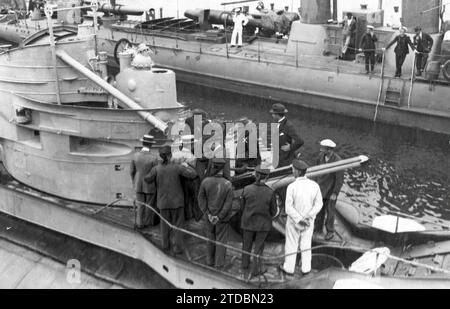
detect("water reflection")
[177,82,450,222]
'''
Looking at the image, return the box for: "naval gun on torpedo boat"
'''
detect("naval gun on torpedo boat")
[184,8,300,37]
[82,0,144,16]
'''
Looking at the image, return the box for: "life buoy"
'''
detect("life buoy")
[113,38,132,65]
[443,60,450,82]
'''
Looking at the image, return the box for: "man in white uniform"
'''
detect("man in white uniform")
[280,160,323,276]
[231,8,249,48]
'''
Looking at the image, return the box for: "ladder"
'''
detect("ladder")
[384,78,403,107]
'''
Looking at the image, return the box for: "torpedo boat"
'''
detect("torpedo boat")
[2,1,450,134]
[1,2,450,289]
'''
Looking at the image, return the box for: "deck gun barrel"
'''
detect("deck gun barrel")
[83,1,144,16]
[185,8,299,35]
[56,50,169,134]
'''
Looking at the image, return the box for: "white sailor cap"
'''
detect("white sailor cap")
[320,139,337,148]
[367,25,374,30]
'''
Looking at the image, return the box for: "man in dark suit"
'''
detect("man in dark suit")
[384,27,415,78]
[198,158,234,269]
[414,26,434,76]
[145,146,198,254]
[130,135,159,229]
[314,139,344,241]
[270,103,304,168]
[240,166,279,277]
[360,25,378,74]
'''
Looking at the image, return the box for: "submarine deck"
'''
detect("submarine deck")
[2,163,450,286]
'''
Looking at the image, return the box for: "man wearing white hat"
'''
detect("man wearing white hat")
[314,139,344,241]
[231,7,249,48]
[360,25,378,74]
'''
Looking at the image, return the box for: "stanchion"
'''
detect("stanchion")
[407,51,417,109]
[373,51,385,122]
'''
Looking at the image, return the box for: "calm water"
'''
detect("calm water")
[177,82,450,222]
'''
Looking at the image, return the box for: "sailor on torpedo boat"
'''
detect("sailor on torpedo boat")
[384,27,416,78]
[414,26,434,77]
[360,25,378,74]
[231,7,249,48]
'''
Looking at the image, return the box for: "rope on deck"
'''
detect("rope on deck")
[126,198,450,277]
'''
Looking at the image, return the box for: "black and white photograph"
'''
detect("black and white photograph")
[0,0,449,292]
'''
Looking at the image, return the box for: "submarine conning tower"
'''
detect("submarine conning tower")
[115,50,179,115]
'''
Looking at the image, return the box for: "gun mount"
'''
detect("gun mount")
[185,8,299,36]
[82,0,144,16]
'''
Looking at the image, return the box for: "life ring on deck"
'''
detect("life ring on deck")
[443,60,450,82]
[114,38,133,65]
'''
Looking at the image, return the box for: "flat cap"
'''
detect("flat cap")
[320,139,337,148]
[292,159,309,171]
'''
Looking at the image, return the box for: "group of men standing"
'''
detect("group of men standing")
[359,24,434,77]
[130,103,345,278]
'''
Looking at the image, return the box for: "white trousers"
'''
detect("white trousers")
[283,217,314,274]
[342,34,351,54]
[231,27,243,46]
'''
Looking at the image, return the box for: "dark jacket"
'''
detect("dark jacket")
[315,152,345,200]
[130,150,159,194]
[277,117,304,168]
[360,33,378,52]
[342,18,357,36]
[145,163,197,210]
[240,182,278,232]
[414,32,433,53]
[198,175,234,222]
[386,35,415,56]
[235,129,262,174]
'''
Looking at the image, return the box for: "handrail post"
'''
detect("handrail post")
[225,13,229,58]
[408,52,417,109]
[44,5,62,105]
[373,51,385,122]
[258,37,261,63]
[92,0,99,56]
[296,40,299,68]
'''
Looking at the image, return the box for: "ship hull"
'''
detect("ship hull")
[98,30,450,135]
[1,167,450,289]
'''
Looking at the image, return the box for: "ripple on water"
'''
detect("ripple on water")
[177,82,450,223]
